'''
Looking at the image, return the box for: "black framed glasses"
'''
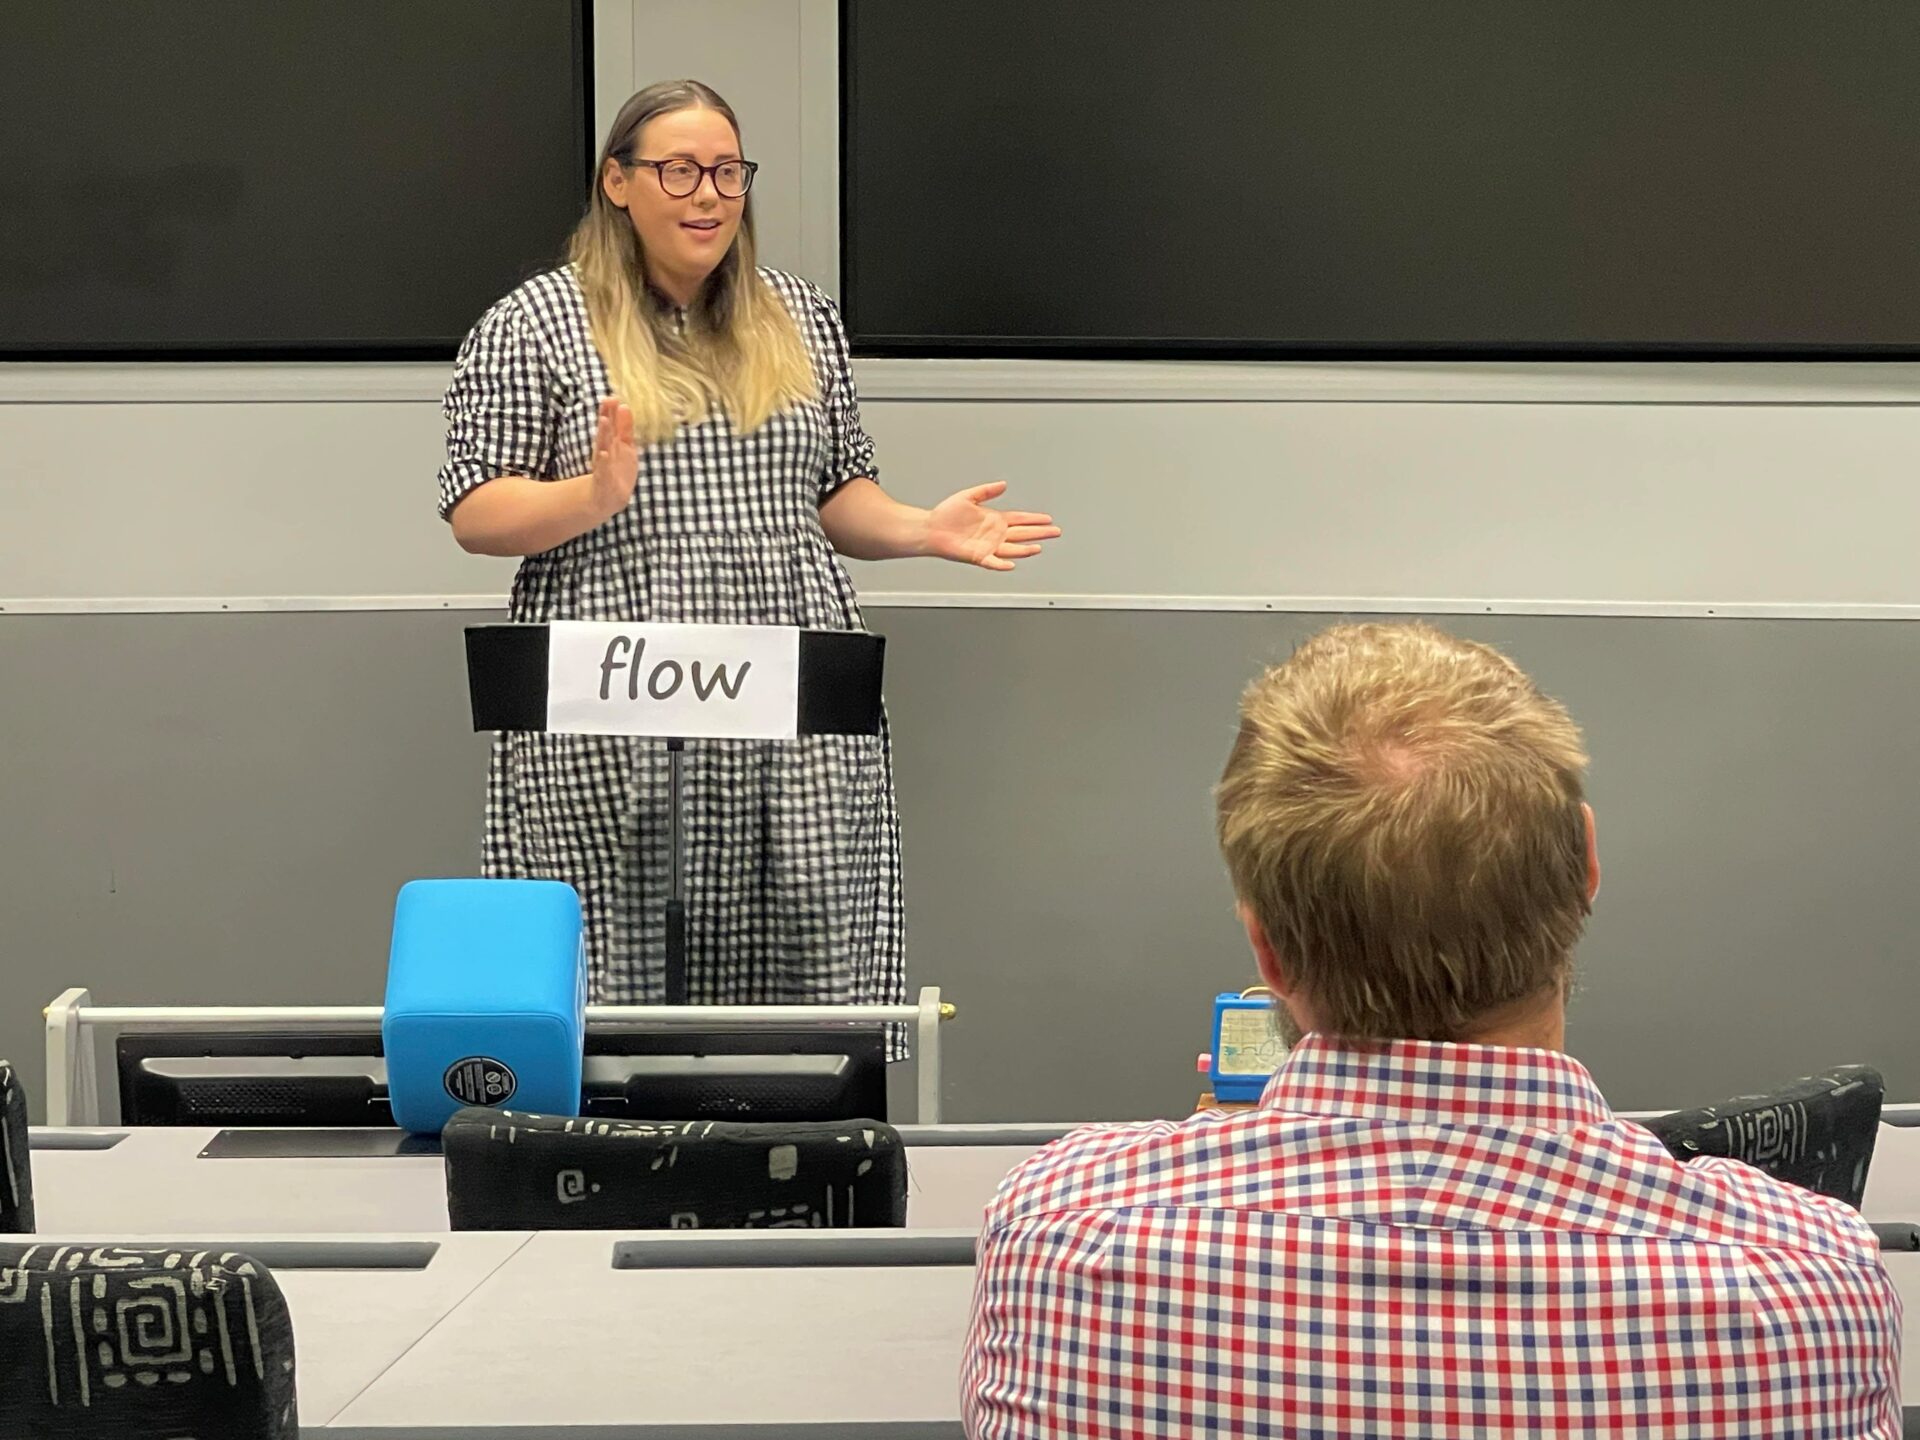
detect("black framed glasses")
[627,158,758,199]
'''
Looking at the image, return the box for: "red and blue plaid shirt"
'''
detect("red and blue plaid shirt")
[963,1035,1900,1438]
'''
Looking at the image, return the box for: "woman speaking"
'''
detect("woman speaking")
[436,80,1056,1032]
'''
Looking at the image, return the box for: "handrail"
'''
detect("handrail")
[43,986,955,1126]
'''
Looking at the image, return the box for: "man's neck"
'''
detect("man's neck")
[1450,988,1567,1051]
[1289,986,1568,1053]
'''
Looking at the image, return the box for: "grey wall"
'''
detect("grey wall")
[890,608,1920,1116]
[6,0,1920,618]
[4,0,1917,1128]
[4,607,1915,1123]
[844,386,1920,613]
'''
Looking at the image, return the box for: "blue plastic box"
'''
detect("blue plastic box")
[1209,991,1288,1103]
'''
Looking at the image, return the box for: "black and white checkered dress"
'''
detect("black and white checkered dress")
[437,266,904,1029]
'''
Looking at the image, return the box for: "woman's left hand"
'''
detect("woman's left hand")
[924,482,1061,571]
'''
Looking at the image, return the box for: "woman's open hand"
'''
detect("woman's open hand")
[923,482,1061,571]
[588,397,640,519]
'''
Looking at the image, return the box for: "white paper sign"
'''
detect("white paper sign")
[545,622,801,739]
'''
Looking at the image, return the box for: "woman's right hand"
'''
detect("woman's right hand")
[588,397,640,520]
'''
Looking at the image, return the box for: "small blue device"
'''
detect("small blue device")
[383,878,587,1134]
[1208,990,1287,1103]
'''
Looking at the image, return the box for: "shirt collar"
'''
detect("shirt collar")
[643,282,691,327]
[1261,1033,1615,1133]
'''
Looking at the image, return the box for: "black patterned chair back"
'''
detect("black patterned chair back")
[443,1107,909,1230]
[0,1244,297,1437]
[1641,1064,1884,1209]
[0,1063,32,1233]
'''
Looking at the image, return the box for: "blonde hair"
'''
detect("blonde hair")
[568,80,816,445]
[1215,622,1592,1042]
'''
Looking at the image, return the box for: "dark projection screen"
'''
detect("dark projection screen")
[842,1,1920,358]
[2,0,590,359]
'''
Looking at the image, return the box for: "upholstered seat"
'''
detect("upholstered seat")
[1642,1063,1883,1208]
[443,1107,909,1230]
[0,1243,297,1437]
[0,1062,32,1234]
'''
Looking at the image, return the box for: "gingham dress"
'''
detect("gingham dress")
[436,265,904,1027]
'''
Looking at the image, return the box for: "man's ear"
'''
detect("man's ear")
[1582,802,1601,904]
[1239,902,1314,1046]
[1238,902,1291,999]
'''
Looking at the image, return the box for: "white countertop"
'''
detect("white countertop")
[28,1126,1039,1236]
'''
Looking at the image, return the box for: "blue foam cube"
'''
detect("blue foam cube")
[382,878,586,1134]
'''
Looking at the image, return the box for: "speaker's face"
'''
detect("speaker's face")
[615,106,747,299]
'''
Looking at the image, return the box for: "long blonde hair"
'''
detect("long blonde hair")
[569,80,816,444]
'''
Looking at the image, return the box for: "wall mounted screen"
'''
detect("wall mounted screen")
[2,0,591,359]
[842,0,1920,358]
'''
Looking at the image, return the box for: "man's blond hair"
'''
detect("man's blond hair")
[1216,622,1591,1041]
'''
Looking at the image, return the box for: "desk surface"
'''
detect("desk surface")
[29,1122,1920,1436]
[1887,1254,1920,1404]
[28,1126,1038,1236]
[332,1229,978,1435]
[31,1117,1920,1237]
[329,1236,1920,1438]
[29,1231,533,1429]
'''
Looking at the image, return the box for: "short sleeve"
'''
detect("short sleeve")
[806,284,879,503]
[436,298,556,520]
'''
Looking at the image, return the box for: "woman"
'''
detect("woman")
[436,80,1057,1033]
